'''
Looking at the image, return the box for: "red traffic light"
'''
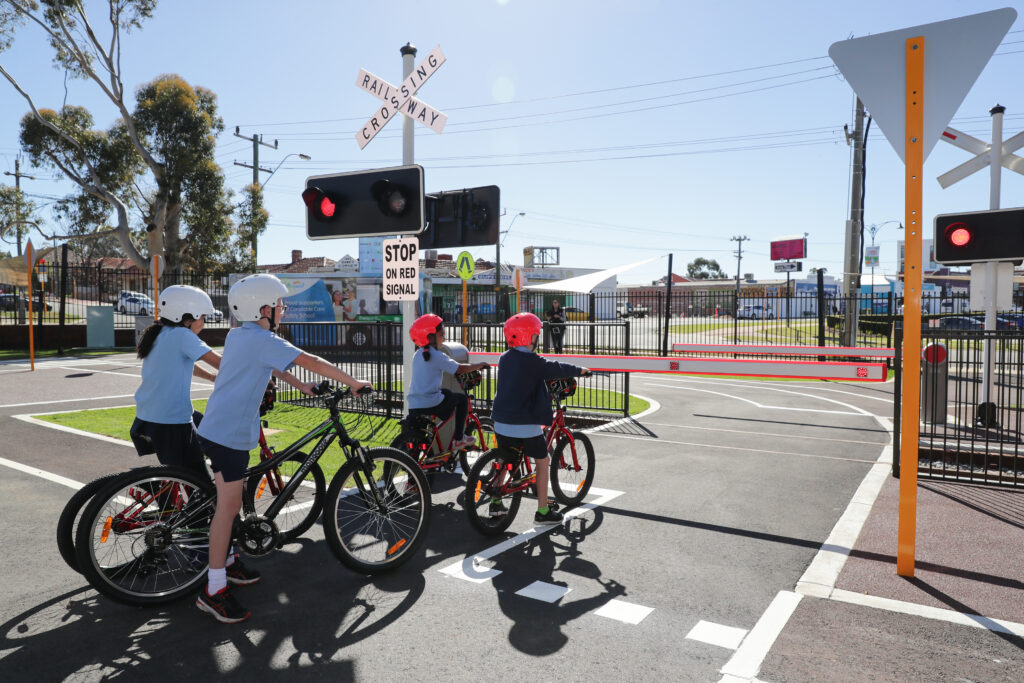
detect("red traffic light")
[945,222,973,248]
[302,187,338,220]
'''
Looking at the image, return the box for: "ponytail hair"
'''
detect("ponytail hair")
[421,344,432,361]
[137,314,198,359]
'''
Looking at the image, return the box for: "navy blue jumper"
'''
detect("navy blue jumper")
[490,348,585,427]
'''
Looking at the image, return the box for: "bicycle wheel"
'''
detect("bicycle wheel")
[322,447,431,575]
[550,430,595,506]
[244,453,325,544]
[56,471,124,574]
[460,415,497,476]
[465,449,522,536]
[74,466,216,606]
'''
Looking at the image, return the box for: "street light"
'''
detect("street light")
[260,152,311,190]
[496,211,525,289]
[866,220,902,304]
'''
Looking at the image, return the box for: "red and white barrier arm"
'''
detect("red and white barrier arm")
[672,343,895,358]
[469,351,887,382]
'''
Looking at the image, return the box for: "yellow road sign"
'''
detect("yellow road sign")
[456,251,475,280]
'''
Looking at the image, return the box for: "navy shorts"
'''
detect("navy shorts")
[130,411,207,478]
[495,434,548,464]
[196,435,250,483]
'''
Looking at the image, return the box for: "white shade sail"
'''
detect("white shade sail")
[523,257,662,293]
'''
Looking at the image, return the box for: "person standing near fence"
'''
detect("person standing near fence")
[546,299,567,354]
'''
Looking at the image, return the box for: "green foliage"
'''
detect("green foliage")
[687,257,727,280]
[0,183,39,250]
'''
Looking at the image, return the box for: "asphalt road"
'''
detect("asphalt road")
[0,352,1002,681]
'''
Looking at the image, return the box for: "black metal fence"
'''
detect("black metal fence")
[893,325,1024,487]
[278,320,631,419]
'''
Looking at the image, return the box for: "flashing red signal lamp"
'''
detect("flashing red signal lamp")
[301,187,338,220]
[945,222,973,248]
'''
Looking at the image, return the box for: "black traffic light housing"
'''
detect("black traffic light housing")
[304,165,425,240]
[420,185,500,249]
[934,207,1024,265]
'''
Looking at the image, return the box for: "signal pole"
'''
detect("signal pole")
[401,42,417,414]
[233,127,278,266]
[731,235,749,297]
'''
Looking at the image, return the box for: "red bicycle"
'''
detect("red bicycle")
[463,377,595,535]
[390,370,496,480]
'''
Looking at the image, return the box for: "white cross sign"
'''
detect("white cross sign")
[355,45,446,150]
[936,126,1024,188]
[356,68,447,135]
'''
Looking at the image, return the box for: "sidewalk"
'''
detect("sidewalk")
[759,467,1024,681]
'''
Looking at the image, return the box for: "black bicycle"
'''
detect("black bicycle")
[73,384,431,606]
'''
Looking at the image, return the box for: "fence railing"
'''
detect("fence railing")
[893,324,1024,487]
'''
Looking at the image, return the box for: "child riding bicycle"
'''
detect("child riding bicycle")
[406,314,487,450]
[131,285,221,477]
[195,274,371,624]
[491,312,591,525]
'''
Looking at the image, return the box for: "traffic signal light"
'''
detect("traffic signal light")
[303,165,424,240]
[934,207,1024,265]
[420,185,501,249]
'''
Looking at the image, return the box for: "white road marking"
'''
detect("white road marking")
[635,421,889,447]
[719,591,802,680]
[515,580,571,603]
[439,486,624,582]
[592,432,878,465]
[827,588,1024,638]
[685,620,749,650]
[12,413,134,447]
[0,455,84,490]
[593,599,654,625]
[648,383,866,416]
[0,394,138,408]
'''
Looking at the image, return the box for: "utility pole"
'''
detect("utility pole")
[233,127,278,267]
[731,235,749,297]
[842,97,866,346]
[3,158,36,257]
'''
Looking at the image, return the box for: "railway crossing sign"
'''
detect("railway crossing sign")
[355,45,446,149]
[937,125,1024,189]
[382,237,419,301]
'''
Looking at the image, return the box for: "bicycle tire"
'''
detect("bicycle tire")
[550,430,595,506]
[244,453,325,544]
[460,415,496,476]
[74,466,216,606]
[465,449,522,536]
[322,447,431,575]
[56,472,124,574]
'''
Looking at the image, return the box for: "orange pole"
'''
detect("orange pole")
[462,279,468,345]
[152,254,160,319]
[897,35,925,577]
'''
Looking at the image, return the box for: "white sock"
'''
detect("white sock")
[207,567,227,594]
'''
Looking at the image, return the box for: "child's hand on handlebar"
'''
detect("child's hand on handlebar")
[351,380,373,394]
[297,382,319,396]
[580,367,593,377]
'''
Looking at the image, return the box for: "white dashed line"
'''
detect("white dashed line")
[593,599,654,625]
[515,580,571,603]
[685,620,749,650]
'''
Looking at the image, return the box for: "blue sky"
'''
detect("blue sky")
[1,0,1023,285]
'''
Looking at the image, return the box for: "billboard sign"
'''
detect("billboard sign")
[770,236,807,261]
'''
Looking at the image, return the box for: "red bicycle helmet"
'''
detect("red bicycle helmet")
[504,312,543,347]
[410,313,444,347]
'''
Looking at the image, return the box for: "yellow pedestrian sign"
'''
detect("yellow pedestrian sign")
[456,251,475,280]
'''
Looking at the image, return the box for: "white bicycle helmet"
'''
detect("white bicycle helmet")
[229,274,288,322]
[159,285,215,323]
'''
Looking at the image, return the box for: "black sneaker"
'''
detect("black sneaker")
[489,498,508,516]
[225,557,261,586]
[196,584,250,624]
[534,507,564,525]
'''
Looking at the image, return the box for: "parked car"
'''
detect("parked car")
[117,290,148,312]
[938,316,984,330]
[616,302,650,318]
[0,293,51,311]
[737,304,774,320]
[119,294,154,316]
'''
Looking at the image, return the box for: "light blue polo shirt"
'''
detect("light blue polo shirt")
[197,322,302,450]
[494,346,544,438]
[135,326,212,424]
[407,346,459,410]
